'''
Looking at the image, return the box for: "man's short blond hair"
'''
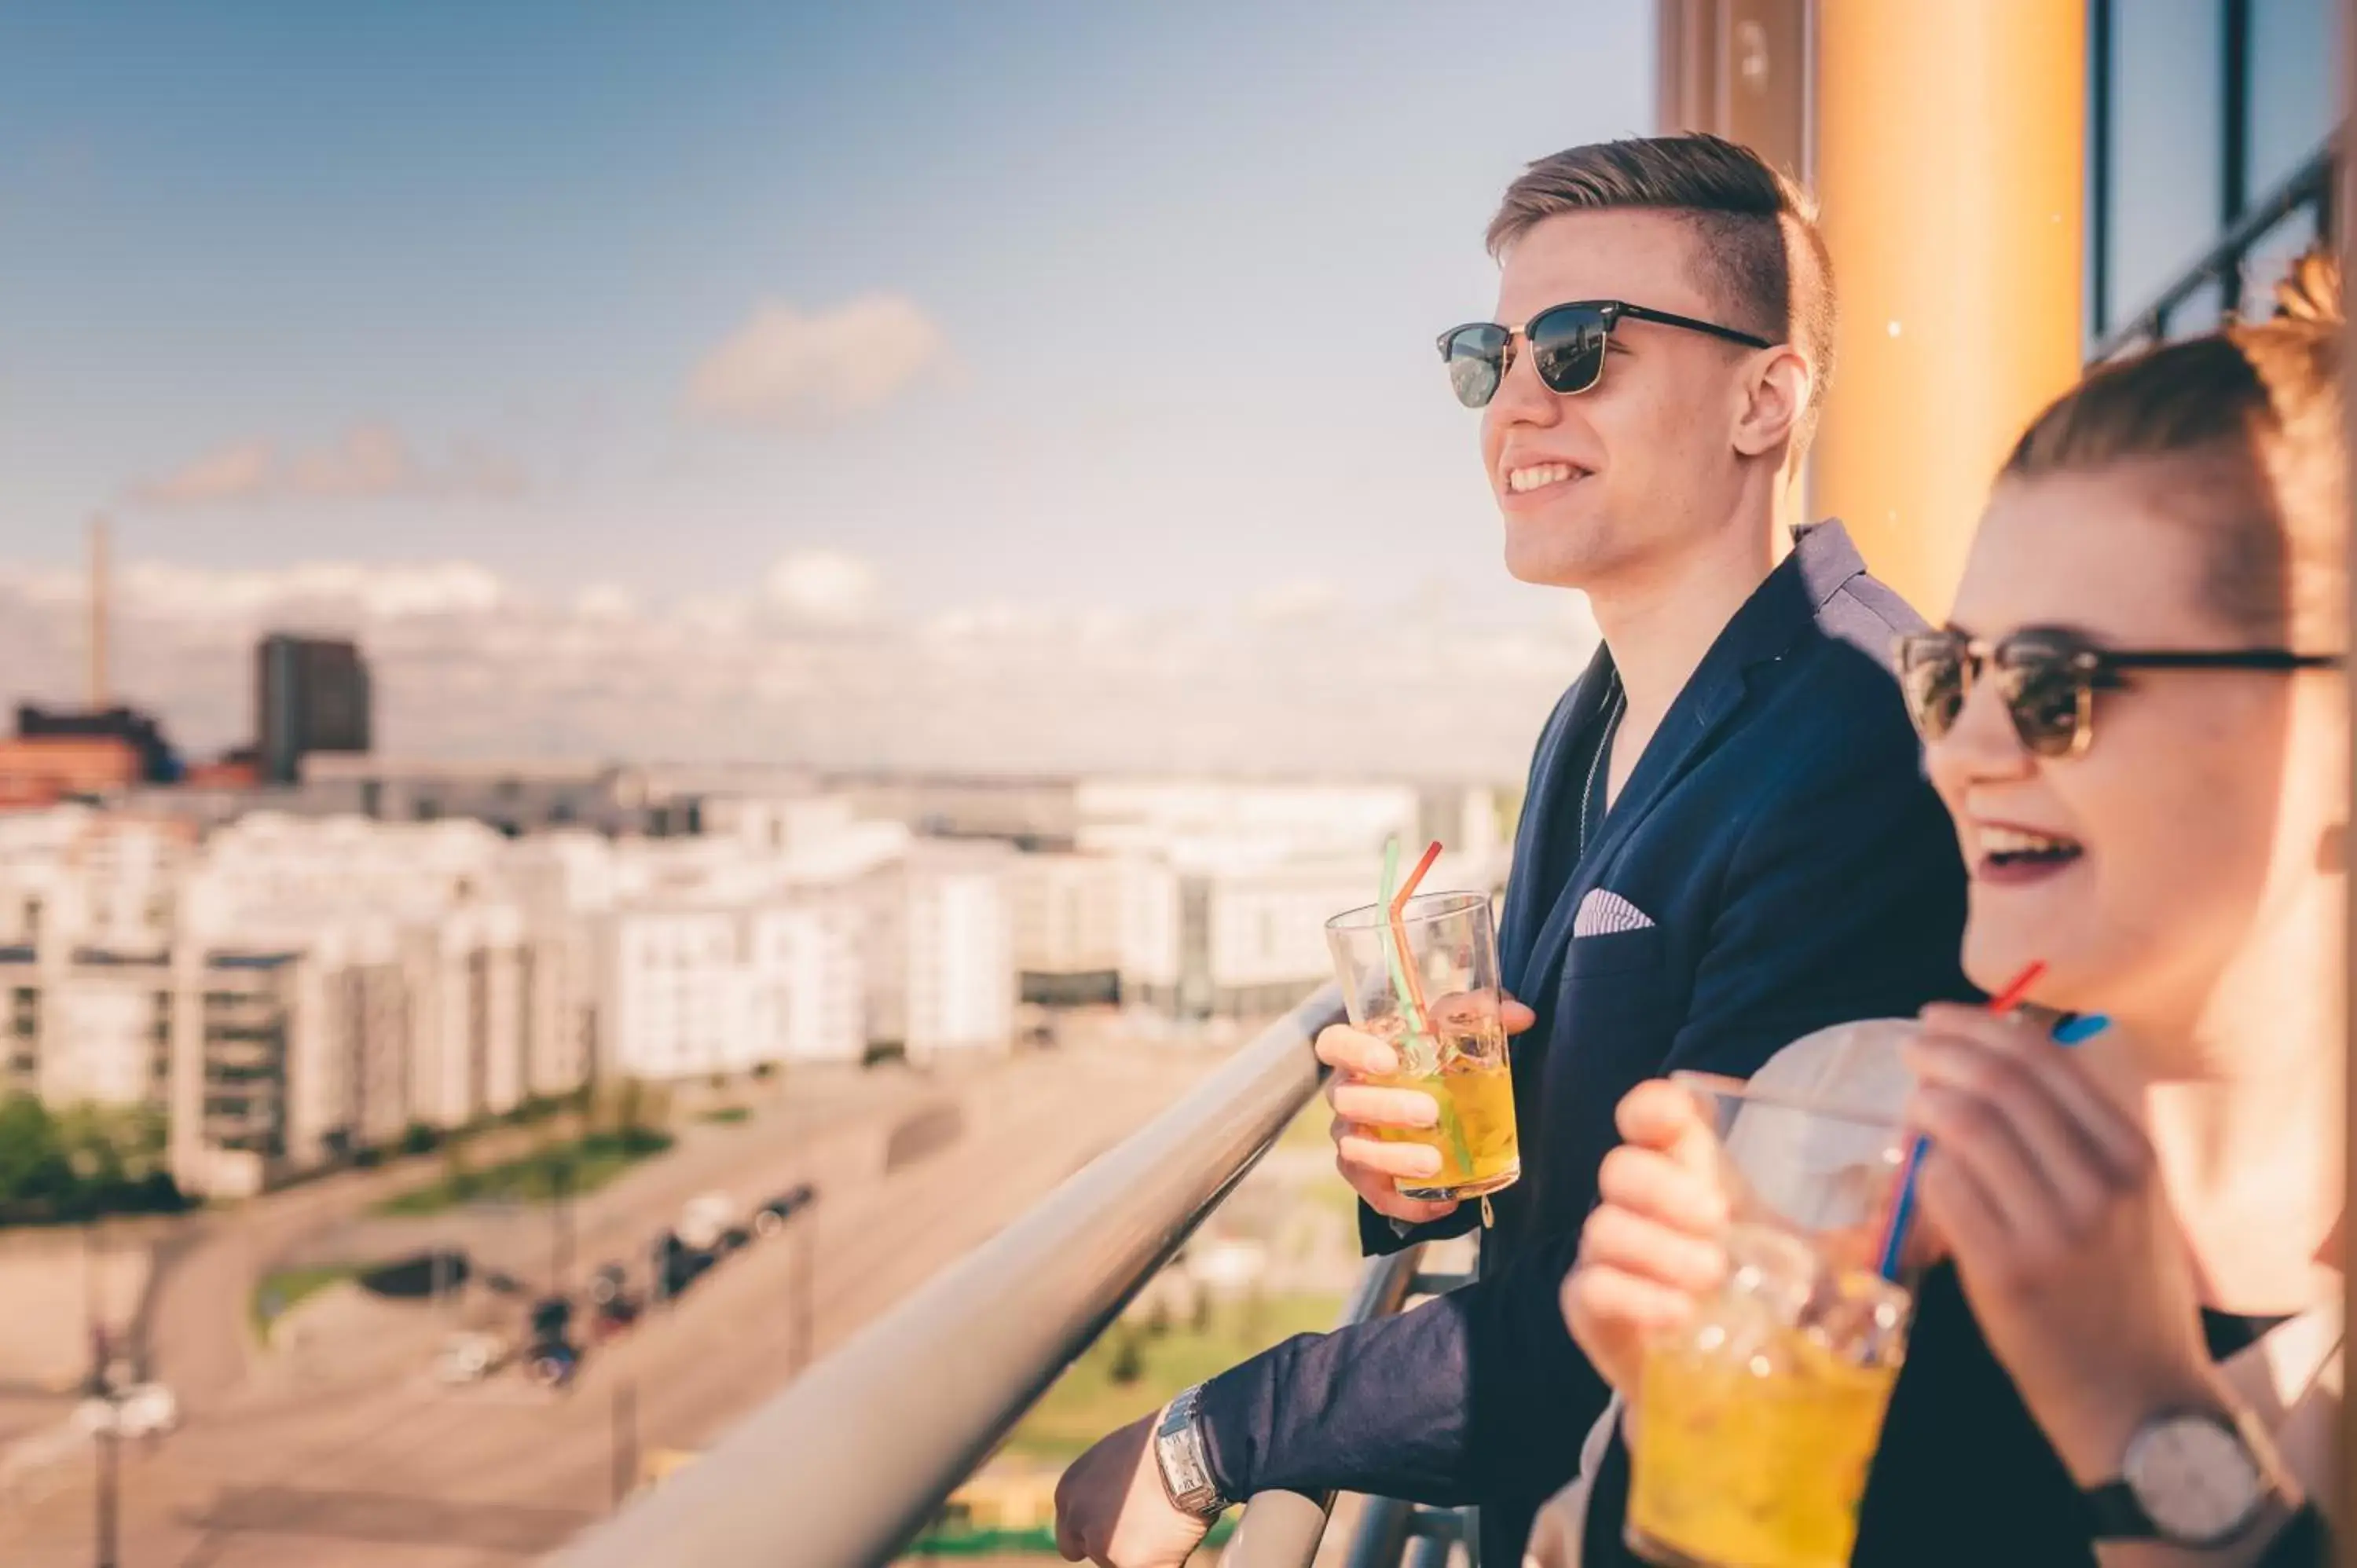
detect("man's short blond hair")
[1487,134,1836,456]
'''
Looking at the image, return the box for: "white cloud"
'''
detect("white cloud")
[764,550,880,627]
[686,295,948,426]
[1246,580,1343,625]
[137,443,276,504]
[130,424,526,507]
[117,559,504,623]
[0,552,1591,781]
[572,584,637,622]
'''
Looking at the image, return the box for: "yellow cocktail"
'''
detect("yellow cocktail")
[1326,889,1522,1205]
[1373,1033,1519,1200]
[1626,1224,1909,1568]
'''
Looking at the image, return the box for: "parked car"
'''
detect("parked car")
[74,1382,178,1439]
[676,1190,739,1251]
[650,1228,717,1298]
[434,1331,507,1385]
[659,1246,713,1298]
[752,1182,817,1237]
[591,1295,641,1342]
[526,1339,581,1390]
[713,1224,752,1255]
[527,1296,573,1343]
[588,1263,629,1306]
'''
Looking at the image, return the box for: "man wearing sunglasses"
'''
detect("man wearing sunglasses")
[1057,134,1969,1567]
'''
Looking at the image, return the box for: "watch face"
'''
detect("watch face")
[2124,1413,2264,1546]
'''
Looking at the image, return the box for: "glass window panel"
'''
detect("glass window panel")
[2168,276,2226,336]
[2249,0,2333,196]
[2106,0,2226,328]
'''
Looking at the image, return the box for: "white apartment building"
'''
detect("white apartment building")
[31,955,168,1107]
[0,808,194,955]
[746,900,864,1065]
[301,918,413,1153]
[595,896,871,1079]
[1115,856,1182,1009]
[599,906,750,1081]
[904,845,1014,1059]
[1074,779,1423,863]
[0,807,611,1196]
[1010,852,1124,1006]
[592,822,1015,1078]
[0,939,317,1199]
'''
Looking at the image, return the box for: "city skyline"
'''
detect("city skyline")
[0,2,1646,777]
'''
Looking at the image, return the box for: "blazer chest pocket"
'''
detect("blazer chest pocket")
[1556,922,1679,1069]
[1560,923,1668,979]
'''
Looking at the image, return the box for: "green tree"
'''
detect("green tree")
[1105,1324,1146,1386]
[440,1138,476,1202]
[0,1094,68,1210]
[53,1105,126,1191]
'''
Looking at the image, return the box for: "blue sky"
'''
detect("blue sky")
[2,2,2316,775]
[0,1,1653,626]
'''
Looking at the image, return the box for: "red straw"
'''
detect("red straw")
[1387,841,1444,1024]
[1981,961,2048,1017]
[1872,960,2047,1279]
[1391,840,1442,915]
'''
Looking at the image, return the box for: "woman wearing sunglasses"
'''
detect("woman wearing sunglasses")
[1536,262,2347,1566]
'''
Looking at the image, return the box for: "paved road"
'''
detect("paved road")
[0,1048,1211,1568]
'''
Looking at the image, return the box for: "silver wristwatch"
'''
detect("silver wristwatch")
[1153,1384,1230,1519]
[2084,1406,2275,1548]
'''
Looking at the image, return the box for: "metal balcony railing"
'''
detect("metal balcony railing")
[553,983,1475,1568]
[2091,138,2335,361]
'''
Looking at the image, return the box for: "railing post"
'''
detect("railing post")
[1345,1496,1417,1568]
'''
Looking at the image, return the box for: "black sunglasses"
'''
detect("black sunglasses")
[1436,299,1775,408]
[1897,625,2344,758]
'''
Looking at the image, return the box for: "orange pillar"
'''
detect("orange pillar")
[1809,0,2087,618]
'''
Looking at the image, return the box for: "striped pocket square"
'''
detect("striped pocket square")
[1572,888,1656,939]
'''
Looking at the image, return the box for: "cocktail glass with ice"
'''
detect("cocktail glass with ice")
[1323,890,1519,1203]
[1625,1065,1915,1568]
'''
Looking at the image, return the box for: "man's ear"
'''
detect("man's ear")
[1730,345,1812,459]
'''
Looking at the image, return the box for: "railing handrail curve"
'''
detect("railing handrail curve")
[555,984,1345,1568]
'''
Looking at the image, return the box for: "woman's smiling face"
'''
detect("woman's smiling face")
[1924,461,2307,1031]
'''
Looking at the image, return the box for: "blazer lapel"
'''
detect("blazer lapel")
[1499,644,1615,995]
[1517,522,1871,1007]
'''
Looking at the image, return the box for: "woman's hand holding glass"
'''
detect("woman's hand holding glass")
[1558,1079,1733,1402]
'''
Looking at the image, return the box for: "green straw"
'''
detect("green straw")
[1376,837,1473,1177]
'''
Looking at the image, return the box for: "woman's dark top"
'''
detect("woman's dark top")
[1578,1263,2326,1566]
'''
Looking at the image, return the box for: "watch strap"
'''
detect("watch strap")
[2082,1479,2157,1541]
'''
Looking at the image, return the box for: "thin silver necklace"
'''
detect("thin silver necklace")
[1578,680,1626,857]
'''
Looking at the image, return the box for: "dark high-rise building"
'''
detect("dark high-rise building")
[257,635,372,785]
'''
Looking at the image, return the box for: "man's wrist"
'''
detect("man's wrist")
[1152,1385,1230,1519]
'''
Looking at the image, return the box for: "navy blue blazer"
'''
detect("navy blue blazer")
[1193,522,1971,1563]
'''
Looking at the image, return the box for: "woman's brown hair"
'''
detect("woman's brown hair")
[2000,251,2346,648]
